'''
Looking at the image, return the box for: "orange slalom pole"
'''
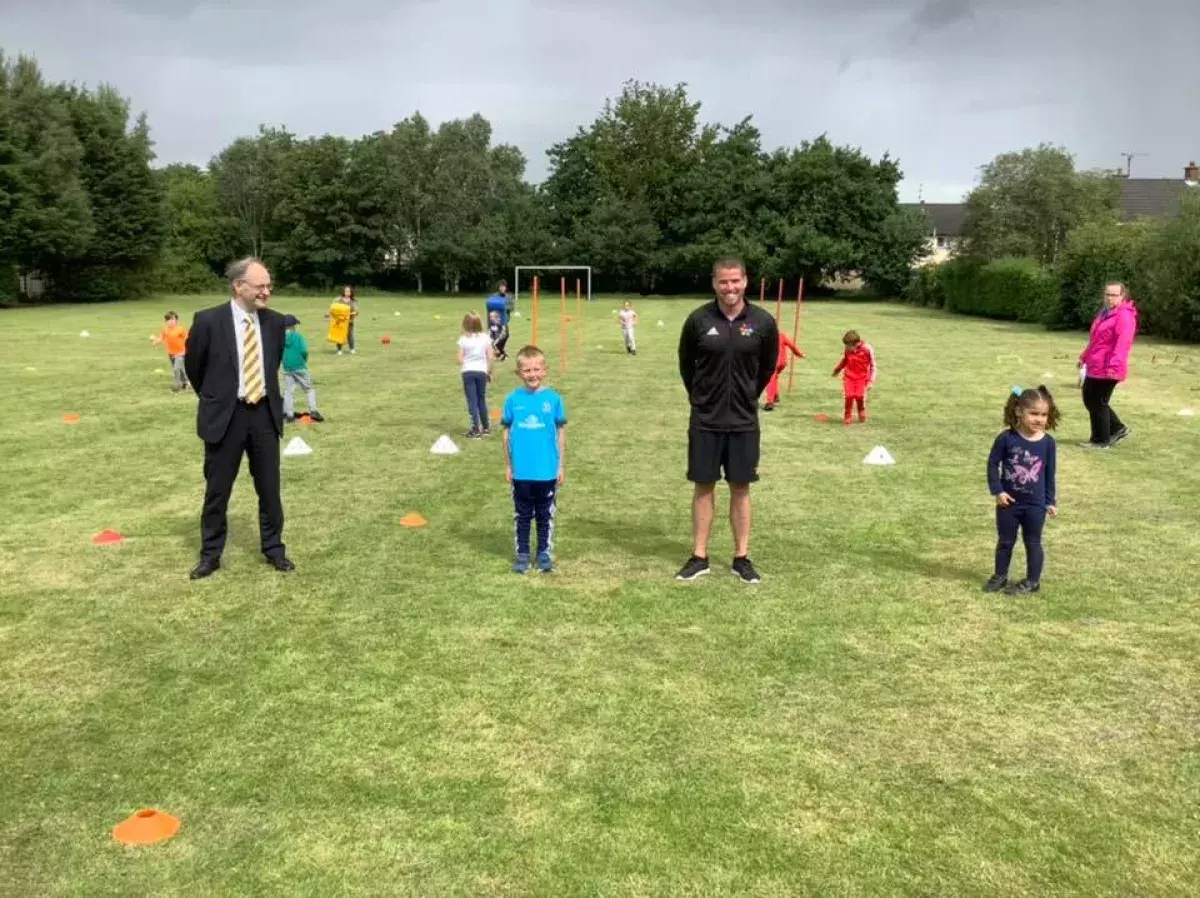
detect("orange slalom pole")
[775,279,783,322]
[531,276,540,345]
[575,279,582,361]
[787,277,805,394]
[560,277,567,374]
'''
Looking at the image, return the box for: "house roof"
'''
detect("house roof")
[902,202,967,237]
[1119,179,1197,221]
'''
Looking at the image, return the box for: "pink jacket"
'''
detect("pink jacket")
[1080,300,1138,382]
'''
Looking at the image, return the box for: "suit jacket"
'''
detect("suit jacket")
[185,303,286,443]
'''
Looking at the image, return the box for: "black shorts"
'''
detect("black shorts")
[687,428,760,484]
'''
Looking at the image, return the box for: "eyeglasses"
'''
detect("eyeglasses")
[239,281,272,291]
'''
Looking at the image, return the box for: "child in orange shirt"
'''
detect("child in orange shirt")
[152,311,190,392]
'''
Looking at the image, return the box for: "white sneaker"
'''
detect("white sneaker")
[350,349,357,354]
[337,350,343,356]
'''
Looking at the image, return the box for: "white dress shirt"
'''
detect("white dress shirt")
[229,300,266,400]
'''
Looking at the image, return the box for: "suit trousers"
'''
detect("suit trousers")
[201,400,285,561]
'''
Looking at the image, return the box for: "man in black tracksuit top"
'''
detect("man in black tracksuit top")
[676,257,779,584]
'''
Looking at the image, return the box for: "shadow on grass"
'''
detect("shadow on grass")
[570,517,687,565]
[866,546,984,586]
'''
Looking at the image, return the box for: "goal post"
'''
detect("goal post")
[513,266,592,309]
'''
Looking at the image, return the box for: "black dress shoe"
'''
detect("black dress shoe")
[190,559,220,580]
[267,555,295,572]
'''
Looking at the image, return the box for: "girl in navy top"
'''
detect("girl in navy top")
[985,385,1060,596]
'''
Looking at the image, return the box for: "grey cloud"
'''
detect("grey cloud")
[2,0,1197,203]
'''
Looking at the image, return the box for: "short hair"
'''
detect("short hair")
[712,257,747,277]
[497,279,508,289]
[462,311,483,333]
[515,345,545,365]
[164,311,178,321]
[225,256,264,287]
[1104,282,1128,297]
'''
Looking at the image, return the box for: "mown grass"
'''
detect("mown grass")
[1,294,1198,897]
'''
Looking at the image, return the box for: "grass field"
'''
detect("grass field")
[2,293,1199,897]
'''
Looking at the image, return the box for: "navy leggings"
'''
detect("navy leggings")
[462,371,488,430]
[995,504,1047,582]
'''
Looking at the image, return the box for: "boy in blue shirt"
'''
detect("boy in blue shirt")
[501,345,566,574]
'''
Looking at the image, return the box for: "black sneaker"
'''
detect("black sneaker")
[983,575,1008,593]
[309,410,325,422]
[1109,426,1131,446]
[480,427,492,437]
[731,556,761,584]
[465,428,481,439]
[762,403,775,412]
[1004,579,1041,596]
[675,556,710,581]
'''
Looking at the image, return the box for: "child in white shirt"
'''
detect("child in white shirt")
[457,311,494,438]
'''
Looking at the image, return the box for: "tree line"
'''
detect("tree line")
[906,144,1200,341]
[1,50,929,303]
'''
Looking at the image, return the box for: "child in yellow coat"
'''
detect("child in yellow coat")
[326,296,353,354]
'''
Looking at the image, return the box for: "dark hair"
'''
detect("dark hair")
[1004,385,1061,431]
[164,311,178,321]
[342,285,356,299]
[711,257,747,277]
[842,330,861,346]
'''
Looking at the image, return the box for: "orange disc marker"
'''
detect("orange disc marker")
[399,513,427,528]
[113,809,181,846]
[381,334,392,345]
[92,529,124,545]
[490,408,501,421]
[813,413,831,423]
[63,413,81,424]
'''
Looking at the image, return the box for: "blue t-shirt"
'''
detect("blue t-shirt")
[987,429,1057,507]
[501,386,566,482]
[486,295,510,326]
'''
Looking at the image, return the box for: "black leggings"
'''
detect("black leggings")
[995,504,1046,583]
[1081,377,1125,445]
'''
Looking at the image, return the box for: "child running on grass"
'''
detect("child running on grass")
[501,345,566,574]
[282,314,324,423]
[984,386,1060,596]
[488,310,510,361]
[152,311,190,392]
[458,311,494,438]
[618,300,639,355]
[831,330,876,424]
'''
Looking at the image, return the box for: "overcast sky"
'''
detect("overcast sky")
[4,0,1197,201]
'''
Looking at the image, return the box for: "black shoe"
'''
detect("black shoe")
[983,575,1008,593]
[731,556,761,583]
[1004,578,1040,596]
[465,428,481,439]
[480,427,492,437]
[675,555,710,581]
[189,558,220,580]
[1108,426,1130,446]
[309,411,325,422]
[762,403,775,412]
[267,555,295,572]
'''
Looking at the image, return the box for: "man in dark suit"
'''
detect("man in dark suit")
[184,257,295,579]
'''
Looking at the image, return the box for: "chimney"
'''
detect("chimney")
[1185,161,1199,182]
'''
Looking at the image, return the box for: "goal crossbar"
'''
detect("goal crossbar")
[513,266,592,308]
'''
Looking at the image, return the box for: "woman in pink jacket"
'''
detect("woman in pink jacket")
[1078,283,1139,448]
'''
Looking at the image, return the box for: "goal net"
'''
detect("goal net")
[512,266,592,309]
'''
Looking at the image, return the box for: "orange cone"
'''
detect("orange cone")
[381,335,392,345]
[63,413,81,424]
[490,408,501,421]
[813,413,831,423]
[297,414,311,427]
[399,513,427,528]
[92,529,124,545]
[113,809,181,845]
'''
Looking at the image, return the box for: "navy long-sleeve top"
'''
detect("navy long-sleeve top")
[987,429,1057,507]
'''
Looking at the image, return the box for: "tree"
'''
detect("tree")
[861,206,932,295]
[210,126,293,260]
[156,163,239,292]
[962,144,1120,266]
[52,84,167,301]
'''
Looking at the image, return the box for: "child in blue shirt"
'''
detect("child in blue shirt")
[501,345,566,574]
[985,385,1060,596]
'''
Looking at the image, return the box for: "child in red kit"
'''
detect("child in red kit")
[832,330,876,424]
[763,333,805,411]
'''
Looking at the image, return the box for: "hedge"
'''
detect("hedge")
[938,256,1060,324]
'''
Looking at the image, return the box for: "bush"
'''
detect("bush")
[901,265,945,308]
[1135,192,1200,341]
[1056,217,1153,329]
[942,256,1059,323]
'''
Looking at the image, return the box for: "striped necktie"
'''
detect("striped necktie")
[242,316,264,404]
